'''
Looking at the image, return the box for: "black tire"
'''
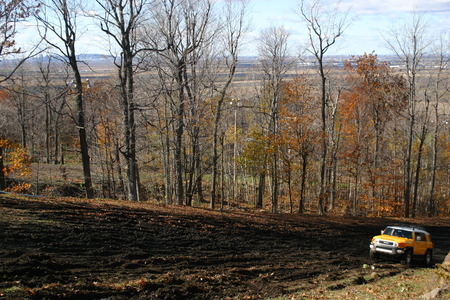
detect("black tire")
[403,249,413,266]
[369,249,377,261]
[424,250,433,267]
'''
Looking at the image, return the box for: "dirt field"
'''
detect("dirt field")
[1,194,449,299]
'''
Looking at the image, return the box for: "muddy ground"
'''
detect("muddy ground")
[1,194,449,299]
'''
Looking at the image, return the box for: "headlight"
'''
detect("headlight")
[393,242,398,247]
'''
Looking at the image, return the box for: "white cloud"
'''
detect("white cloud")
[340,0,450,14]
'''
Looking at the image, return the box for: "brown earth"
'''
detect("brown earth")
[0,194,449,299]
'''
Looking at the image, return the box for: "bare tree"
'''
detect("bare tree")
[296,0,350,214]
[39,58,71,165]
[34,55,69,164]
[35,0,94,198]
[428,32,449,216]
[0,0,42,83]
[257,26,291,213]
[210,0,249,209]
[146,0,216,206]
[383,11,430,218]
[94,0,155,201]
[2,65,36,151]
[35,55,54,163]
[137,77,174,204]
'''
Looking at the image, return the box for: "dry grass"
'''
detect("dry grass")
[280,266,448,299]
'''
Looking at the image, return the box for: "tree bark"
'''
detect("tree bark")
[257,171,265,208]
[299,152,308,213]
[412,92,430,217]
[429,111,438,217]
[0,147,5,190]
[73,66,94,199]
[175,63,185,205]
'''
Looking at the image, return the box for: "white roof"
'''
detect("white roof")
[386,225,430,235]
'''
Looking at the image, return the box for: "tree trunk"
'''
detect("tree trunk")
[412,93,430,217]
[429,102,438,217]
[0,147,5,190]
[404,111,414,218]
[115,140,124,196]
[287,166,293,213]
[186,140,196,207]
[195,151,204,203]
[257,171,265,208]
[175,63,185,206]
[161,105,172,204]
[45,102,51,163]
[53,100,66,165]
[373,109,381,215]
[122,61,139,202]
[299,152,308,214]
[73,65,94,199]
[19,90,27,149]
[220,133,225,210]
[211,119,220,209]
[271,153,279,213]
[318,65,328,215]
[327,91,340,212]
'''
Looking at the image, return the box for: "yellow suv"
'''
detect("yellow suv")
[369,225,434,266]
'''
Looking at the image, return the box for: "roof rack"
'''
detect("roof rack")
[391,223,426,231]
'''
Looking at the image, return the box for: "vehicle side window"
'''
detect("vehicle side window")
[416,232,426,241]
[403,231,412,239]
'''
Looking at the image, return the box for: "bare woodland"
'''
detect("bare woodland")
[0,0,449,218]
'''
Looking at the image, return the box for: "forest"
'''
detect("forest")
[0,0,449,218]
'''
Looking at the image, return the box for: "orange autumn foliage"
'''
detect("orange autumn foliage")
[279,77,318,156]
[0,138,32,193]
[340,52,408,216]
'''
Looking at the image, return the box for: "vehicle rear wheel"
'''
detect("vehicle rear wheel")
[402,249,413,266]
[424,250,433,267]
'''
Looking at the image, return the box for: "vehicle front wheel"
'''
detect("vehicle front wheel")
[369,249,378,261]
[402,249,413,266]
[424,250,433,267]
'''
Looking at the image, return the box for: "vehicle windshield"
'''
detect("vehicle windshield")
[383,228,413,239]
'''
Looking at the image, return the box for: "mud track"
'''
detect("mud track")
[1,195,449,299]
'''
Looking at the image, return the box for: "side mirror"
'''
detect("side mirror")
[381,230,384,235]
[417,235,422,241]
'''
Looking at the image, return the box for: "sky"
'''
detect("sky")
[16,0,450,57]
[246,0,449,56]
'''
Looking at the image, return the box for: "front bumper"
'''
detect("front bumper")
[370,243,405,255]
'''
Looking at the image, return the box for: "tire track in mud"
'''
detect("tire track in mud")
[1,195,449,299]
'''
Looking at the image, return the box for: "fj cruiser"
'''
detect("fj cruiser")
[369,225,434,266]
